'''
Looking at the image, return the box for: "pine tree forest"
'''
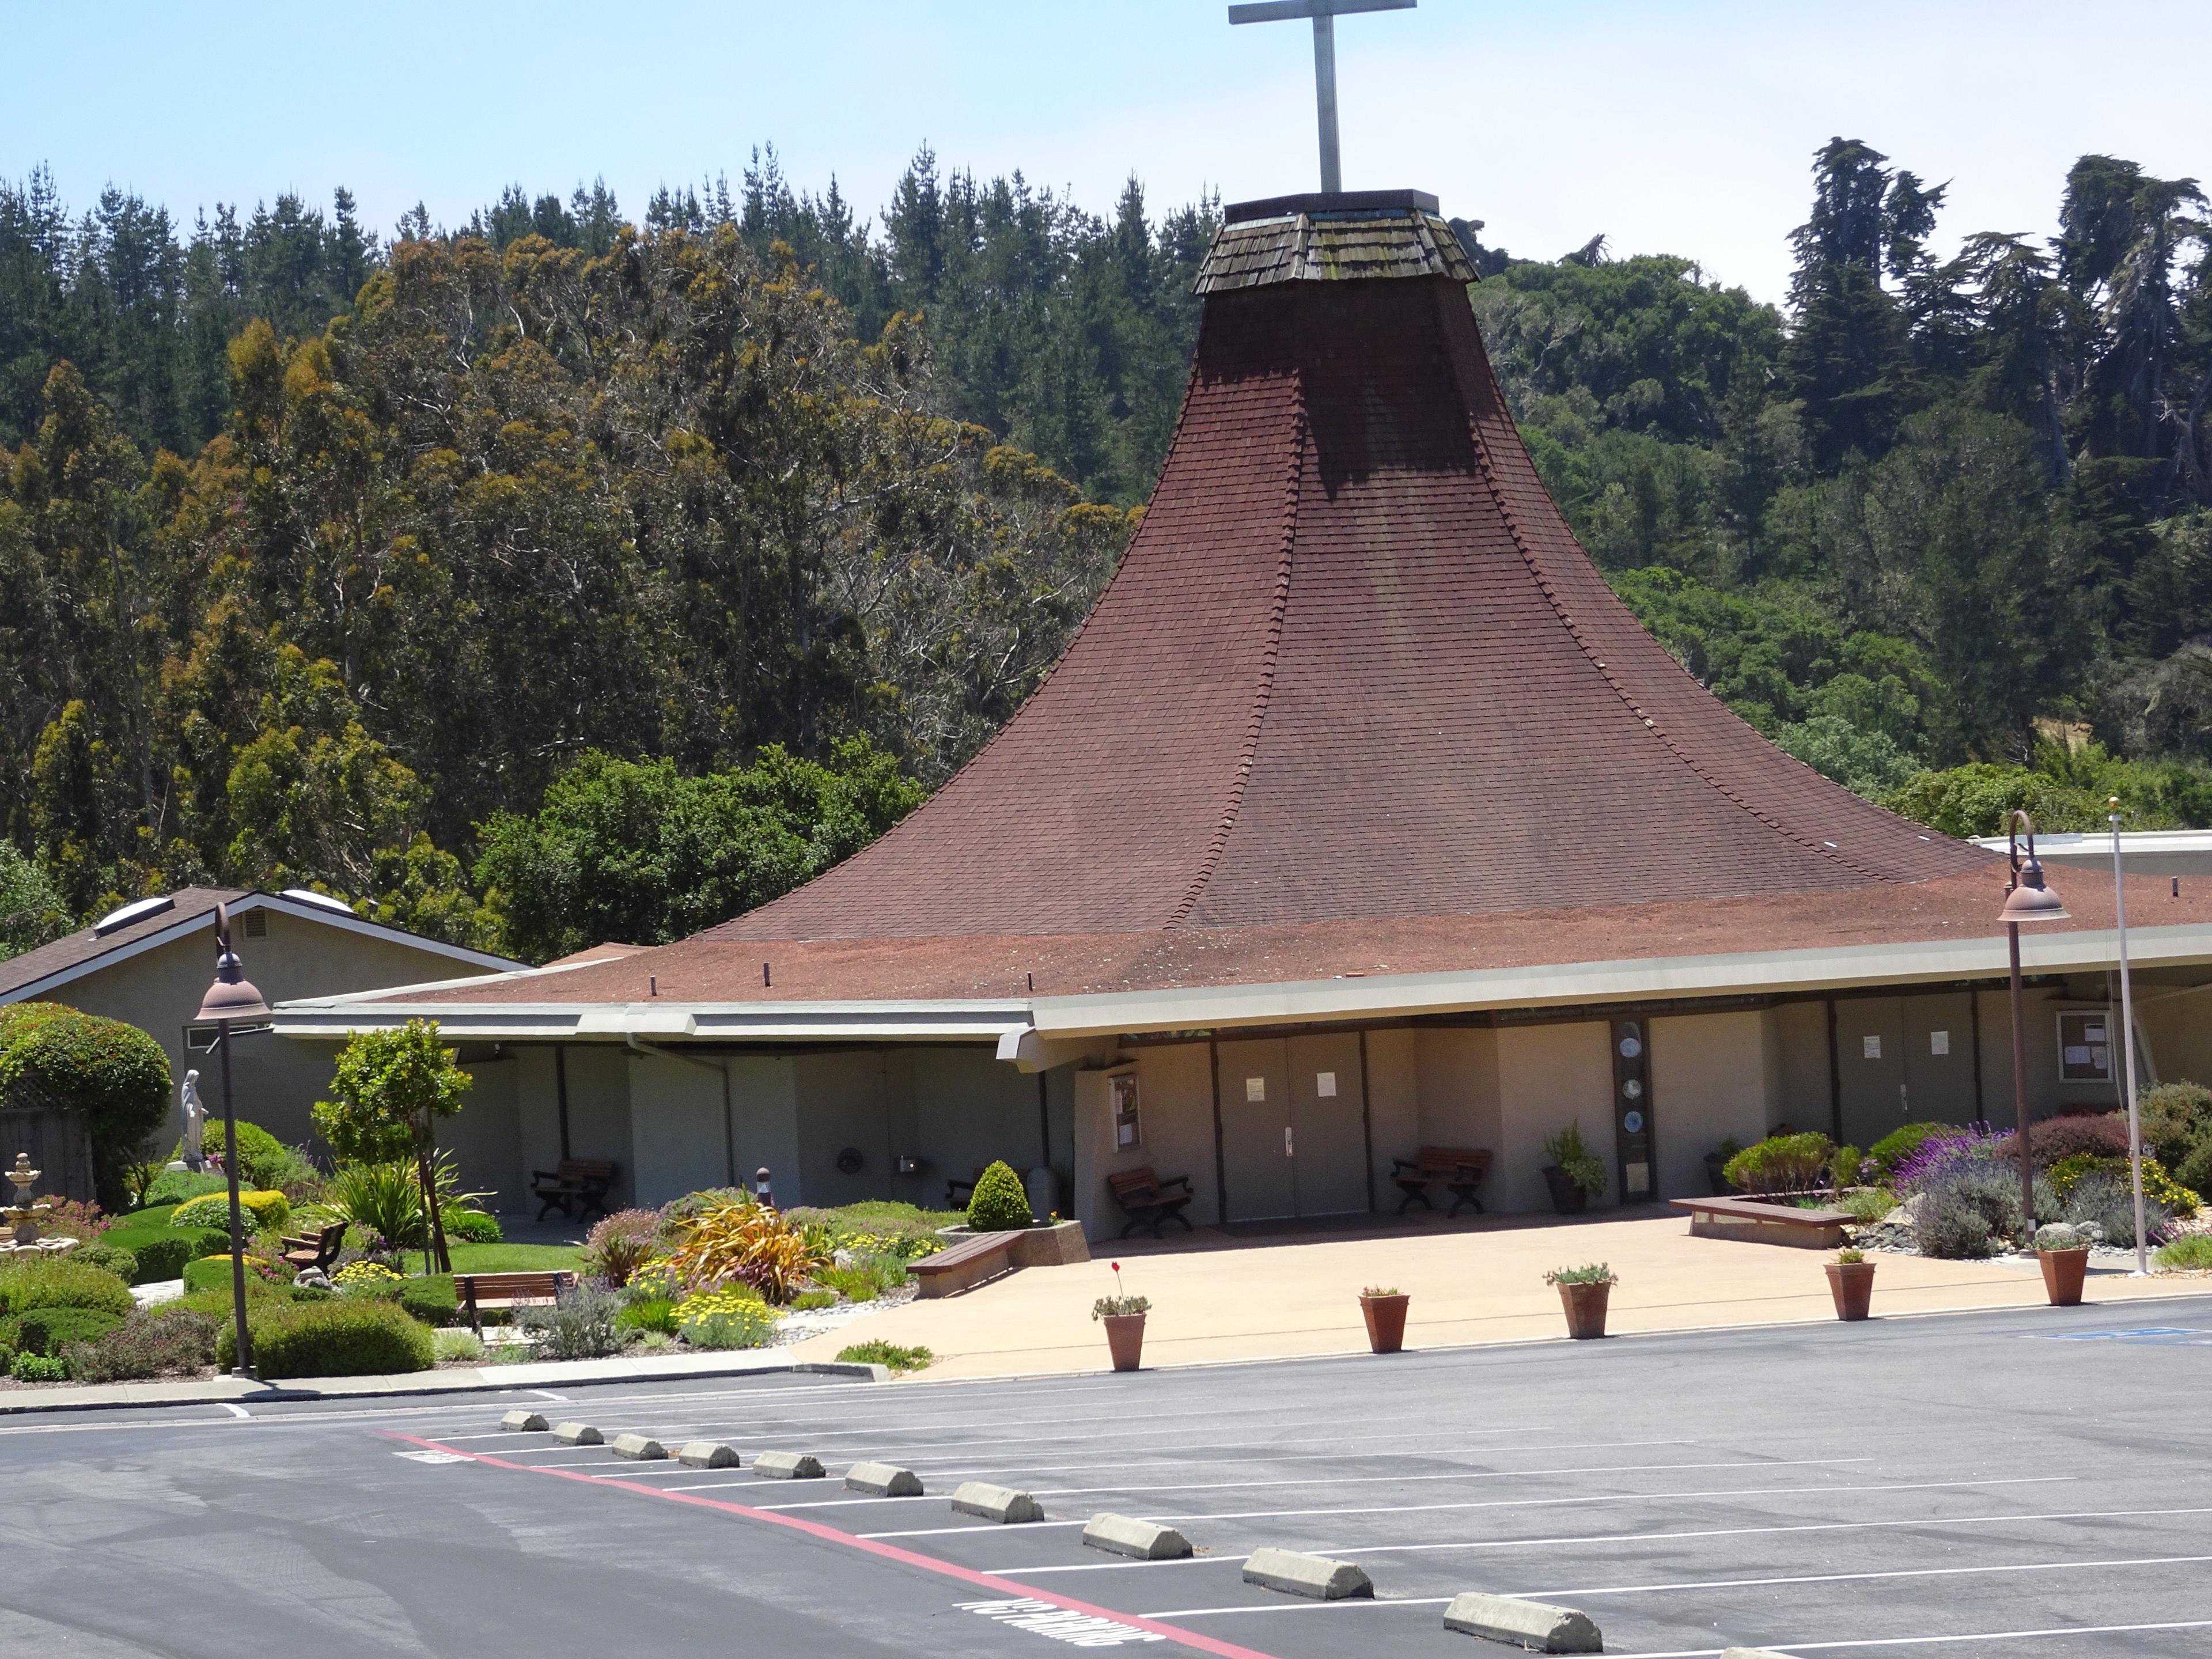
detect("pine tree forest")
[2,141,2208,964]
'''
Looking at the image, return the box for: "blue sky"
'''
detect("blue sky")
[9,0,2206,302]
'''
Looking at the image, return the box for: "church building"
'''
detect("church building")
[272,192,2212,1232]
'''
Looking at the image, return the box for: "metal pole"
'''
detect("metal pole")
[1311,13,1342,192]
[2008,920,2036,1252]
[219,1018,254,1378]
[2111,800,2148,1274]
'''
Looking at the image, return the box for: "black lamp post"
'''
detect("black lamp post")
[195,902,272,1380]
[1999,811,2069,1250]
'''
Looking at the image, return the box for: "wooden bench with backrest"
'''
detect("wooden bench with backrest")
[531,1158,617,1223]
[1669,1194,1853,1250]
[1107,1167,1195,1238]
[908,1230,1020,1299]
[278,1221,348,1274]
[456,1269,580,1334]
[1391,1147,1493,1217]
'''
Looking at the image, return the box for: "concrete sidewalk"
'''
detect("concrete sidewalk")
[0,1347,878,1415]
[781,1210,2212,1380]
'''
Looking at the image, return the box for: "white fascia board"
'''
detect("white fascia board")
[1,907,228,1004]
[243,893,525,971]
[268,999,1032,1045]
[1027,922,2212,1040]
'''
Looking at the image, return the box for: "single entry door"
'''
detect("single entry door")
[1215,1036,1370,1221]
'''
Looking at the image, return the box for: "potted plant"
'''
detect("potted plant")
[1825,1248,1875,1320]
[1544,1262,1616,1339]
[1540,1122,1608,1215]
[2032,1222,2093,1307]
[1705,1137,1744,1196]
[1359,1285,1409,1354]
[1092,1262,1150,1371]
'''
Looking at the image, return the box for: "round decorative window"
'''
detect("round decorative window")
[1623,1109,1645,1134]
[1618,1035,1643,1059]
[1622,1078,1645,1101]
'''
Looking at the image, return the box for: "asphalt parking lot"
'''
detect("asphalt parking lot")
[3,1300,2209,1657]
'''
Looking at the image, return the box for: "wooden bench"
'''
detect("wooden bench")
[944,1166,988,1210]
[456,1269,580,1334]
[1107,1168,1195,1238]
[278,1221,347,1273]
[909,1231,1020,1299]
[1391,1146,1492,1217]
[531,1158,617,1223]
[1670,1194,1853,1250]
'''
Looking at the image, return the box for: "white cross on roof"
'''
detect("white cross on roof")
[1228,0,1418,195]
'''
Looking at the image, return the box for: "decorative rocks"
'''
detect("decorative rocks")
[950,1482,1044,1523]
[1241,1547,1372,1600]
[752,1452,825,1479]
[499,1411,548,1433]
[1442,1593,1602,1653]
[551,1423,603,1445]
[1082,1514,1192,1560]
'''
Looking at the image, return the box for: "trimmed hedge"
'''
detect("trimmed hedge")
[217,1299,437,1378]
[0,1257,135,1317]
[62,1308,218,1382]
[183,1254,285,1294]
[398,1275,457,1327]
[11,1305,124,1358]
[172,1189,291,1235]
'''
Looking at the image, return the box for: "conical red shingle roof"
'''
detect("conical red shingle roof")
[716,192,1984,945]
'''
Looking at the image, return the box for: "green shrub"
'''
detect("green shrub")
[1870,1123,1956,1182]
[325,1160,427,1248]
[2047,1154,2200,1215]
[10,1351,67,1382]
[174,1118,291,1188]
[62,1308,219,1382]
[0,1002,171,1207]
[2176,1139,2212,1206]
[218,1298,436,1377]
[74,1242,139,1282]
[184,1255,283,1294]
[2062,1171,2170,1250]
[1724,1132,1835,1195]
[0,1257,135,1317]
[616,1297,679,1334]
[14,1305,124,1357]
[676,1287,775,1350]
[171,1189,291,1235]
[1541,1121,1609,1195]
[836,1339,933,1373]
[815,1256,910,1302]
[2156,1233,2212,1270]
[2137,1082,2212,1168]
[111,1232,210,1284]
[1837,1187,1895,1223]
[517,1285,626,1359]
[433,1327,485,1361]
[441,1206,502,1244]
[584,1209,661,1286]
[789,1289,836,1310]
[1831,1144,1867,1187]
[398,1275,457,1327]
[967,1161,1032,1232]
[143,1169,227,1207]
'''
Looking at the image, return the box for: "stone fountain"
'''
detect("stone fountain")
[1,1152,79,1256]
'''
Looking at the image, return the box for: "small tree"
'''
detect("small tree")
[0,1002,170,1209]
[313,1021,472,1272]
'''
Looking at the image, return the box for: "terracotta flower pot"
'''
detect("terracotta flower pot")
[2038,1247,2089,1307]
[1102,1312,1146,1372]
[1556,1281,1611,1339]
[1541,1165,1589,1215]
[1825,1260,1876,1321]
[1360,1293,1410,1354]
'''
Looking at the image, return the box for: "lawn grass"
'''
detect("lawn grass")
[442,1242,586,1274]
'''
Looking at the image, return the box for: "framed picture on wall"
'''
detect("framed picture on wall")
[1111,1071,1142,1149]
[2055,1010,2112,1083]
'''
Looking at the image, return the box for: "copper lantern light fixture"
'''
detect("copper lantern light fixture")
[1999,812,2069,1249]
[195,902,272,1379]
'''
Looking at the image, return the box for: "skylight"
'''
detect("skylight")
[92,894,176,935]
[281,888,356,916]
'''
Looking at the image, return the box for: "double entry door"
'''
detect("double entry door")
[1216,1033,1369,1222]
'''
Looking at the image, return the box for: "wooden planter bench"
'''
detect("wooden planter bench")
[1669,1194,1853,1250]
[531,1158,617,1223]
[910,1232,1021,1298]
[457,1269,579,1334]
[1390,1146,1493,1217]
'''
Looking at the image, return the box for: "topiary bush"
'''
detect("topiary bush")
[1870,1123,1956,1183]
[0,1002,171,1209]
[112,1232,214,1284]
[0,1257,135,1318]
[171,1189,291,1236]
[967,1160,1033,1232]
[1724,1132,1835,1195]
[218,1298,437,1377]
[440,1206,502,1244]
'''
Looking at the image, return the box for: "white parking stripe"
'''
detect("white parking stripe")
[1505,1551,2212,1599]
[1630,1620,2212,1656]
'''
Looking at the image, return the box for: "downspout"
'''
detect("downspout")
[555,1043,572,1160]
[627,1039,737,1188]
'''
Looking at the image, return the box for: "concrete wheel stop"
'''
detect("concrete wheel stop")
[950,1482,1045,1523]
[609,1433,668,1460]
[752,1451,825,1479]
[676,1441,740,1469]
[1241,1547,1372,1600]
[551,1422,602,1446]
[1082,1514,1192,1560]
[499,1411,548,1432]
[1442,1592,1603,1653]
[846,1461,924,1497]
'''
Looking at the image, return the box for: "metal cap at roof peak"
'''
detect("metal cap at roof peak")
[1224,188,1440,223]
